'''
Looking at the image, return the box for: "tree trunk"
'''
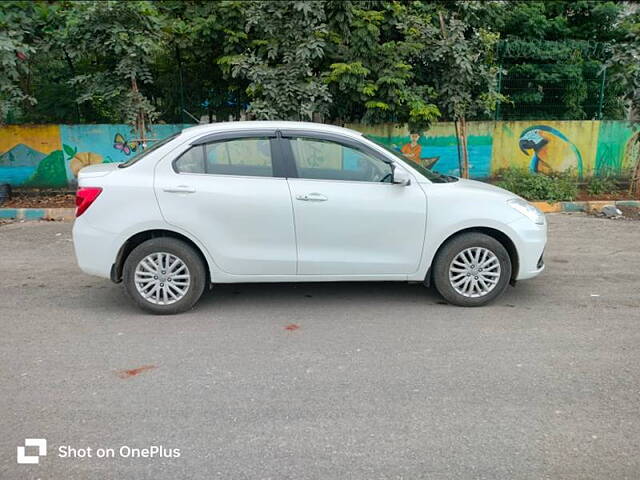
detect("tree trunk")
[455,117,470,178]
[454,119,463,174]
[62,48,82,123]
[131,77,146,146]
[461,116,470,178]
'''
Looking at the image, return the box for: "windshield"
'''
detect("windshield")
[118,132,181,168]
[364,135,456,183]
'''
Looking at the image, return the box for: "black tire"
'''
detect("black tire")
[123,237,206,315]
[432,232,512,307]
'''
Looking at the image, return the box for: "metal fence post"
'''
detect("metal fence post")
[495,67,503,121]
[598,66,607,120]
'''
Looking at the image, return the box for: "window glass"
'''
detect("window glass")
[364,135,455,183]
[174,146,204,173]
[174,137,274,177]
[290,137,392,183]
[205,138,272,177]
[119,132,181,168]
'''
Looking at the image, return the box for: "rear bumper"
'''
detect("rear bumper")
[509,217,547,281]
[72,218,119,279]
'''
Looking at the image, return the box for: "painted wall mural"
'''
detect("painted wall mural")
[351,121,494,178]
[0,124,188,188]
[0,121,637,187]
[351,120,638,180]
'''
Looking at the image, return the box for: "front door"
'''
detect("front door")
[155,134,296,276]
[283,135,427,276]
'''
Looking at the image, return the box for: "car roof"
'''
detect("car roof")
[181,121,363,138]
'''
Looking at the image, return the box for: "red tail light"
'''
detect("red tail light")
[75,187,103,217]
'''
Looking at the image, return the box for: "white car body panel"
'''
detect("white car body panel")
[287,171,426,275]
[155,170,297,276]
[72,121,546,288]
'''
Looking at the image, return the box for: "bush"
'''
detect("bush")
[586,176,618,196]
[496,168,577,202]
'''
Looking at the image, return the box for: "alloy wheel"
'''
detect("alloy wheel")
[134,252,191,305]
[448,247,501,298]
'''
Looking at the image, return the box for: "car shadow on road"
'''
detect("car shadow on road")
[81,278,544,315]
[193,280,540,311]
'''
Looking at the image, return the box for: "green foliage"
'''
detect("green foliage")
[323,2,440,129]
[405,9,506,122]
[0,1,38,123]
[586,175,618,196]
[223,1,331,120]
[0,0,637,127]
[61,0,163,126]
[489,1,629,120]
[607,7,640,123]
[496,168,577,202]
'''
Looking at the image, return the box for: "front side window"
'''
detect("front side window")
[289,137,393,183]
[174,137,273,177]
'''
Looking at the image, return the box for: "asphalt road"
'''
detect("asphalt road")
[1,213,639,479]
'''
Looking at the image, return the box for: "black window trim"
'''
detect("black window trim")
[172,129,290,178]
[277,129,394,182]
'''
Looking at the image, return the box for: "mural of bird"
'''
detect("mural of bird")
[519,125,583,177]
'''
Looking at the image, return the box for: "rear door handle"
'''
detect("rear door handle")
[163,185,196,194]
[296,193,328,202]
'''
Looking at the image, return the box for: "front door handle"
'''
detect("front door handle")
[296,193,328,202]
[163,185,196,194]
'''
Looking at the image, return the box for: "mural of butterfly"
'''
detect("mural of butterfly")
[113,133,139,156]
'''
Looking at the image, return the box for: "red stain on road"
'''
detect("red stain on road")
[284,324,300,331]
[117,364,157,379]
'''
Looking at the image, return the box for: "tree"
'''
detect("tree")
[0,1,37,123]
[220,1,331,120]
[61,1,164,136]
[323,1,440,130]
[406,6,506,178]
[483,0,627,120]
[154,0,250,123]
[607,4,640,193]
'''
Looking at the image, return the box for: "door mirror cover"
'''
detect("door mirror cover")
[392,166,411,186]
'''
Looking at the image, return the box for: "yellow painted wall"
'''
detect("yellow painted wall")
[0,124,61,156]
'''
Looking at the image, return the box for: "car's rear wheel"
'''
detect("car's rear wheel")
[123,237,206,314]
[432,232,511,307]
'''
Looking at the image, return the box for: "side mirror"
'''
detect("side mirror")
[392,165,411,186]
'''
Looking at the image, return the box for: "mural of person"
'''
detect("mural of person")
[401,131,422,164]
[399,131,440,169]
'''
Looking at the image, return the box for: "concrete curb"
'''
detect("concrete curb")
[532,200,640,213]
[0,208,75,221]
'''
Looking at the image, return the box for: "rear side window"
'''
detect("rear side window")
[119,132,180,168]
[174,137,273,177]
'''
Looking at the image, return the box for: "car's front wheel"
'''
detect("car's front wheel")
[432,232,512,307]
[123,237,206,314]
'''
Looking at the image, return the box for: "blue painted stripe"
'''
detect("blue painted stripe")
[0,208,18,218]
[561,202,587,212]
[615,200,640,207]
[23,209,46,219]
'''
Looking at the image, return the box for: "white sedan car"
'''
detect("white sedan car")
[73,121,546,314]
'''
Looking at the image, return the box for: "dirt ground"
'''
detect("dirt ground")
[0,189,76,208]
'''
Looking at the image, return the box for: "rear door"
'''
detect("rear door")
[281,132,427,276]
[154,131,296,275]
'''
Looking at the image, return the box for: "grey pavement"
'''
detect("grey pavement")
[1,213,639,479]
